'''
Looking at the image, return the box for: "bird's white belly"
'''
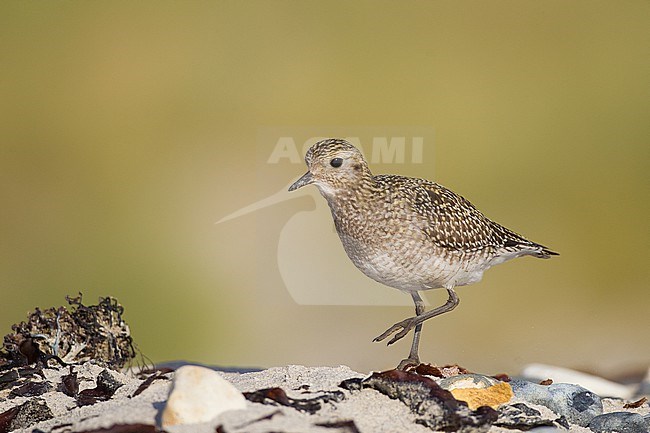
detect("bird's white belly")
[339,233,492,292]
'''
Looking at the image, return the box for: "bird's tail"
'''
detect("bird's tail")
[533,244,559,259]
[495,223,559,259]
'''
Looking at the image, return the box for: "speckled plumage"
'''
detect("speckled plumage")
[289,138,557,368]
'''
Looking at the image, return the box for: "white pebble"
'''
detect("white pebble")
[161,365,247,427]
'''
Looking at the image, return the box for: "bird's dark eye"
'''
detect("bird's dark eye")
[330,158,343,168]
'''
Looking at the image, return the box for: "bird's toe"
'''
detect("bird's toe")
[374,318,417,345]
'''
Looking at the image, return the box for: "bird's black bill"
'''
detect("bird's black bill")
[288,171,313,191]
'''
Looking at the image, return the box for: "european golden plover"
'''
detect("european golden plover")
[289,138,558,369]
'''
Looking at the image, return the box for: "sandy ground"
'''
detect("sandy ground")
[1,362,648,433]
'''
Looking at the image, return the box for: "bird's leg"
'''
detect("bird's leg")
[374,288,459,346]
[396,292,425,370]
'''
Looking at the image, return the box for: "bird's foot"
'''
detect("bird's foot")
[373,317,418,346]
[396,357,419,371]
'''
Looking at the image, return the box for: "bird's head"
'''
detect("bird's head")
[288,139,373,198]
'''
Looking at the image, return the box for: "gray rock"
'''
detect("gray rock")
[510,379,553,403]
[510,379,602,427]
[438,374,500,391]
[589,411,650,433]
[547,383,602,427]
[97,368,123,394]
[9,397,54,430]
[494,402,555,430]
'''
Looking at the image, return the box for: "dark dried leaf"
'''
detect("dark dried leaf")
[17,366,45,379]
[60,368,79,397]
[0,370,18,384]
[413,363,471,378]
[135,366,174,379]
[0,407,20,433]
[414,363,444,377]
[77,370,123,406]
[0,367,46,392]
[244,387,291,405]
[0,370,20,391]
[131,370,170,397]
[314,420,361,433]
[41,423,72,432]
[623,396,647,409]
[243,387,344,415]
[9,381,51,398]
[73,424,158,433]
[539,378,553,386]
[78,388,110,406]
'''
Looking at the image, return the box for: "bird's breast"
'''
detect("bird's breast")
[333,213,498,291]
[325,193,497,291]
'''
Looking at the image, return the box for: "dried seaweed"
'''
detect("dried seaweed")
[77,369,123,406]
[1,294,136,369]
[131,369,171,397]
[243,387,345,414]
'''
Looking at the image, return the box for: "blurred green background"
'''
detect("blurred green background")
[1,1,648,377]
